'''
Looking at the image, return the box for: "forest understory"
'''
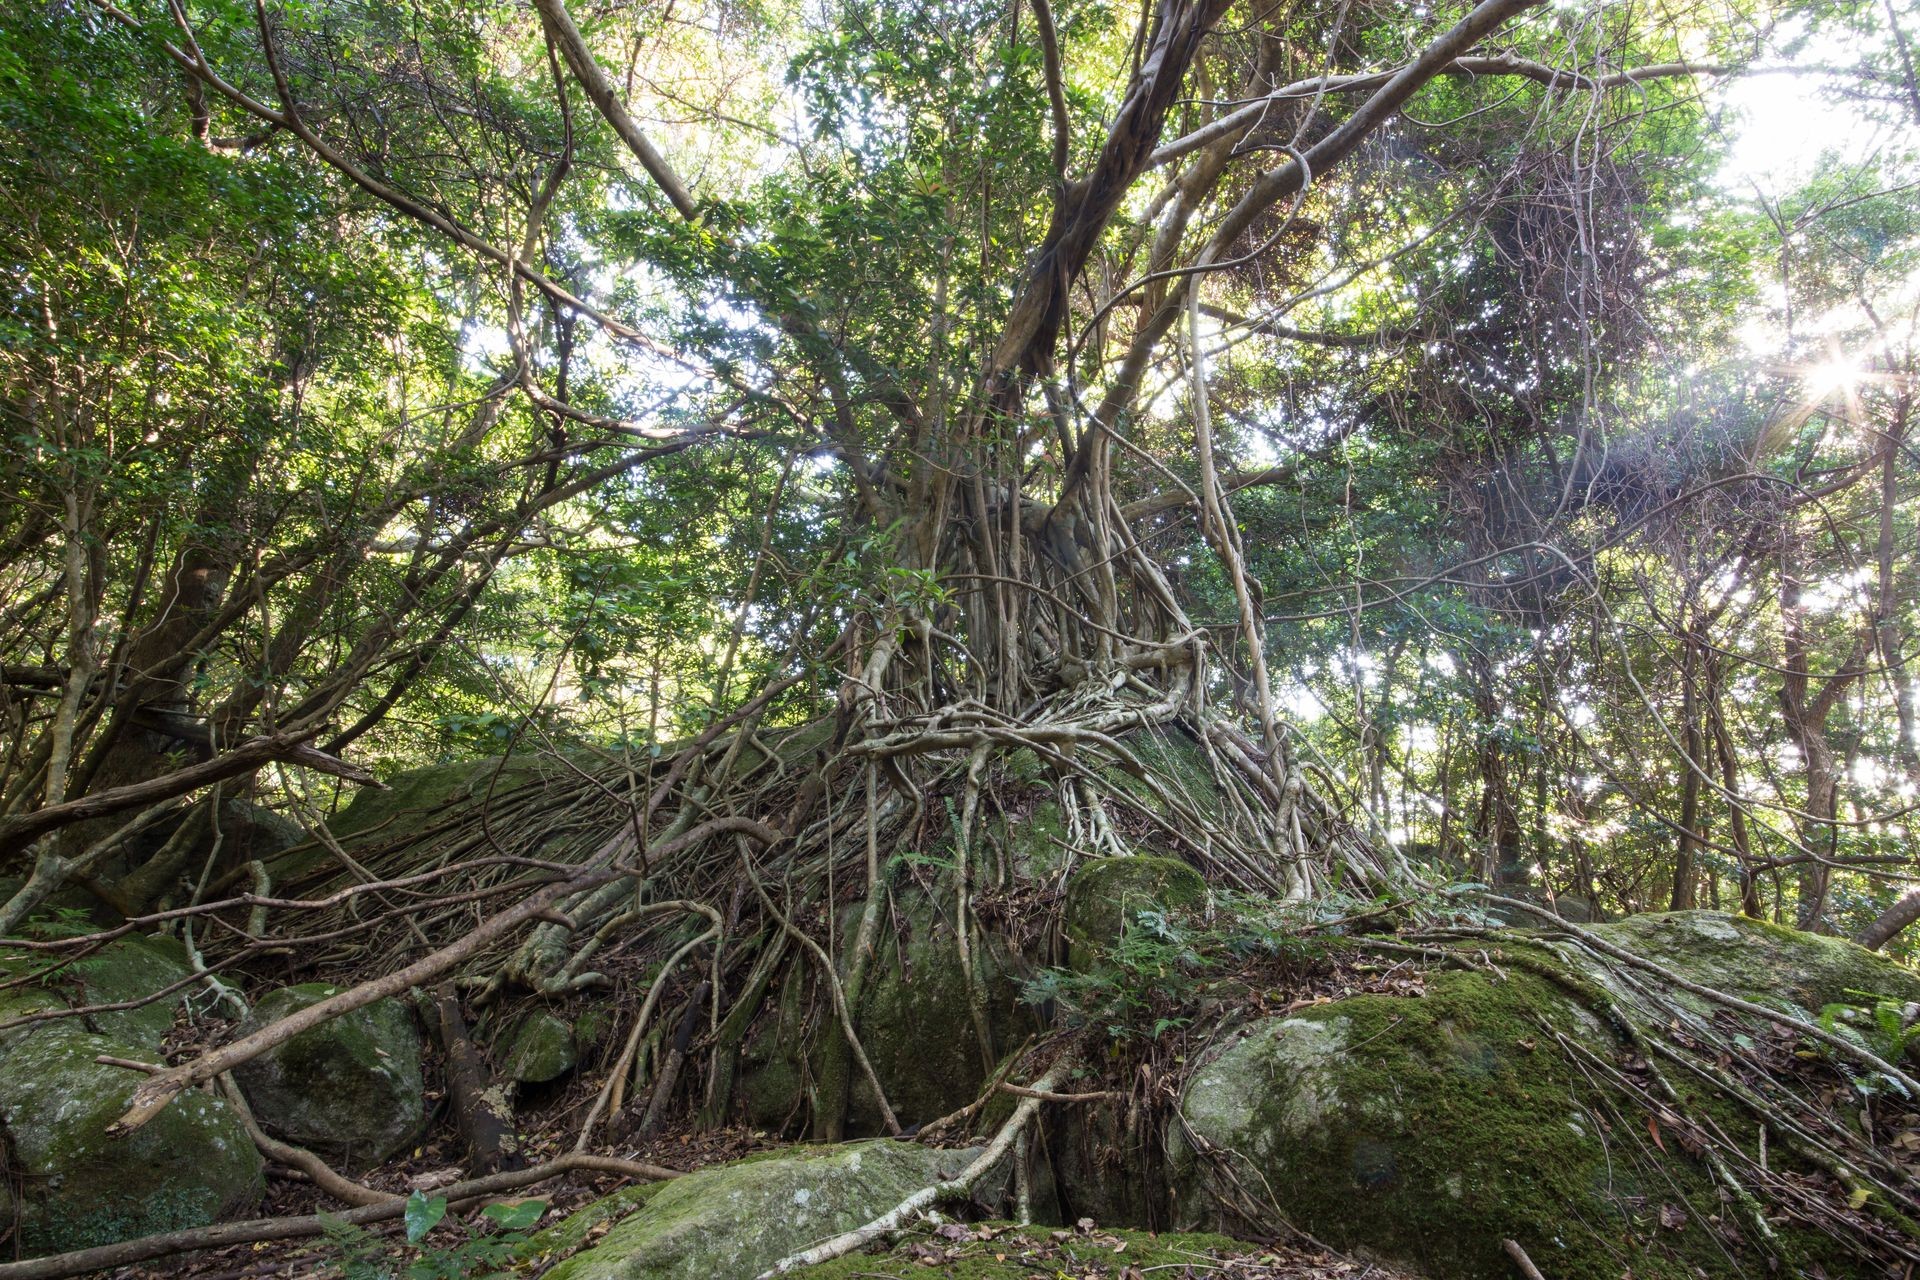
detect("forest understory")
[9,716,1920,1280]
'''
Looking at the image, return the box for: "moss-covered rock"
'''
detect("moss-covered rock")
[519,1183,666,1267]
[68,933,204,1050]
[0,1018,261,1254]
[233,982,425,1170]
[788,1223,1272,1279]
[0,931,205,1053]
[261,758,553,889]
[1171,910,1909,1279]
[327,759,542,843]
[736,889,1039,1136]
[501,1010,578,1084]
[544,1141,985,1280]
[844,892,1036,1134]
[1062,855,1207,971]
[1588,910,1920,1015]
[738,966,811,1132]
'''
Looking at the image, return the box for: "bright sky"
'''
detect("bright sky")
[1714,63,1884,196]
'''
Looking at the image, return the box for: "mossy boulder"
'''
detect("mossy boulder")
[0,1017,261,1254]
[737,889,1038,1135]
[1171,910,1914,1279]
[738,964,812,1132]
[1062,855,1207,971]
[327,759,538,843]
[233,982,425,1170]
[262,758,552,889]
[68,933,204,1050]
[787,1223,1282,1279]
[544,1141,984,1280]
[0,932,206,1053]
[500,1010,578,1084]
[519,1182,667,1267]
[844,893,1036,1133]
[1590,909,1920,1014]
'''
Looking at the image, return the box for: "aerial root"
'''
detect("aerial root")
[755,1054,1075,1277]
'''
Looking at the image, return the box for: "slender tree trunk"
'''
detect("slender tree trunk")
[1670,632,1702,911]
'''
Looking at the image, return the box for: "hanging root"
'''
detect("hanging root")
[57,665,1398,1158]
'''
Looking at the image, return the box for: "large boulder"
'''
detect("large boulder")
[66,933,206,1050]
[544,1141,983,1280]
[233,982,426,1170]
[1062,854,1208,971]
[1172,911,1920,1279]
[500,1009,579,1084]
[737,889,1037,1135]
[0,990,261,1254]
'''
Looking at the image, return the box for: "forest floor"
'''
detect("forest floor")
[114,1112,1418,1280]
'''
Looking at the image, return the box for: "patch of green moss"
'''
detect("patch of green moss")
[519,1183,666,1264]
[574,1005,616,1054]
[1175,940,1865,1280]
[790,1224,1255,1278]
[544,1141,983,1280]
[1063,855,1207,971]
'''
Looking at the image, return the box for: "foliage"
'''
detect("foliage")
[1815,991,1920,1096]
[316,1194,547,1280]
[1023,895,1340,1041]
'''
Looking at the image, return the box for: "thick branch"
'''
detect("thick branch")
[530,0,698,219]
[0,730,377,857]
[1150,55,1733,166]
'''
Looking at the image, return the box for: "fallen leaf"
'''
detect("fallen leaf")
[1659,1202,1688,1230]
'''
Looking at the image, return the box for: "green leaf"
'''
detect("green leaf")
[404,1191,447,1245]
[480,1199,547,1231]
